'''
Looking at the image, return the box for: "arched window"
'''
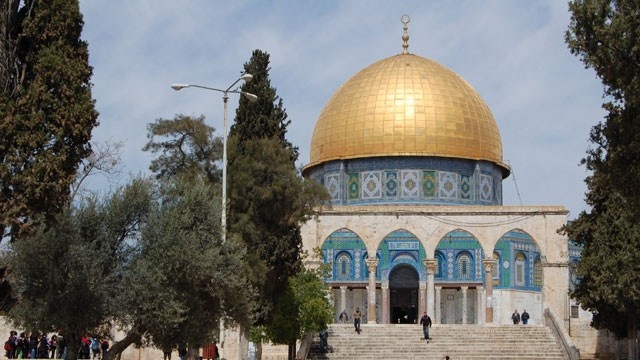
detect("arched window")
[492,251,501,286]
[457,252,472,280]
[337,253,351,280]
[435,252,445,278]
[533,257,542,287]
[515,252,526,286]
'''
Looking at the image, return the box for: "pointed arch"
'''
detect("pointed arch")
[435,229,484,282]
[377,229,426,281]
[494,229,541,290]
[321,228,368,282]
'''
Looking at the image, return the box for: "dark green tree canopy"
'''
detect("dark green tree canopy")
[0,0,98,239]
[143,114,222,184]
[231,49,298,162]
[564,0,640,342]
[566,0,640,209]
[227,49,328,340]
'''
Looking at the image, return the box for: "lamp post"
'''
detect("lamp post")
[171,74,257,359]
[171,74,258,245]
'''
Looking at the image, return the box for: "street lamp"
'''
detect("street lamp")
[171,74,258,245]
[172,74,257,360]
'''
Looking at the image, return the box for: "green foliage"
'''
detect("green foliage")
[565,0,640,210]
[265,266,333,345]
[564,0,640,337]
[143,114,222,184]
[564,191,640,337]
[2,175,255,359]
[227,50,328,332]
[231,49,298,161]
[4,178,155,360]
[133,177,254,349]
[0,0,99,239]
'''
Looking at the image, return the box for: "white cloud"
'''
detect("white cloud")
[79,0,605,218]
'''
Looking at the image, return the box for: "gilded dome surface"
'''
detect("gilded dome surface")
[306,53,507,171]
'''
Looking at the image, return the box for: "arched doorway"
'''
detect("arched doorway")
[389,264,419,324]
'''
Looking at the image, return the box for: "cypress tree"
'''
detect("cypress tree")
[563,1,640,356]
[0,0,98,240]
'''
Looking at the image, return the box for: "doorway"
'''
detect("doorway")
[389,264,419,324]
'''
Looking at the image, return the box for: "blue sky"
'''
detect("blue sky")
[78,1,605,219]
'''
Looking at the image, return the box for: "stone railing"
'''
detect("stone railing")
[544,308,580,360]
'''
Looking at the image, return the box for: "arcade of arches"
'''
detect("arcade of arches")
[301,206,571,326]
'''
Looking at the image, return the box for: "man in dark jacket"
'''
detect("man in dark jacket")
[419,312,432,342]
[521,309,530,325]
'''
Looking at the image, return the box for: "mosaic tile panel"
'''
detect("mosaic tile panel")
[479,174,493,201]
[447,252,454,280]
[354,249,362,279]
[460,174,472,200]
[348,173,360,200]
[423,170,437,198]
[400,170,420,198]
[361,171,382,199]
[384,171,398,198]
[324,173,342,202]
[438,171,458,199]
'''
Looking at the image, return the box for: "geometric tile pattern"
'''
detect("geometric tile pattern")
[400,170,420,198]
[384,171,398,198]
[438,171,458,199]
[479,174,493,202]
[460,174,472,200]
[423,170,437,198]
[325,173,342,202]
[321,167,497,204]
[361,171,382,199]
[348,173,360,200]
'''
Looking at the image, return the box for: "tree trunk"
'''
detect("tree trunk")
[187,346,199,360]
[104,326,143,360]
[629,319,638,360]
[287,341,295,360]
[238,325,249,360]
[255,342,262,360]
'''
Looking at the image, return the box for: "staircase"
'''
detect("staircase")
[307,324,567,360]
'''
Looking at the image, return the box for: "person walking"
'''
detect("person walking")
[521,309,530,325]
[100,339,109,360]
[352,307,362,334]
[419,312,432,343]
[511,309,520,325]
[339,309,349,324]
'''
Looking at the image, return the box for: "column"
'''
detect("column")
[423,259,437,320]
[483,259,496,324]
[418,281,427,317]
[435,286,442,324]
[340,286,347,321]
[366,258,379,324]
[382,283,389,324]
[477,286,484,325]
[461,286,468,324]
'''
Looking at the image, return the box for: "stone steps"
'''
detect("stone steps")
[307,324,567,360]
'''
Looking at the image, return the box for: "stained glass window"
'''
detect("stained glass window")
[515,252,526,286]
[337,254,351,280]
[457,253,471,280]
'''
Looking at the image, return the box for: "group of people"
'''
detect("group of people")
[511,309,530,325]
[339,307,363,334]
[77,336,109,360]
[4,332,62,359]
[4,331,109,360]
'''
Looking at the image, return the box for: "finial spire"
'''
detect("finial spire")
[401,15,411,54]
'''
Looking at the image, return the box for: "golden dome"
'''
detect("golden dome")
[306,53,508,172]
